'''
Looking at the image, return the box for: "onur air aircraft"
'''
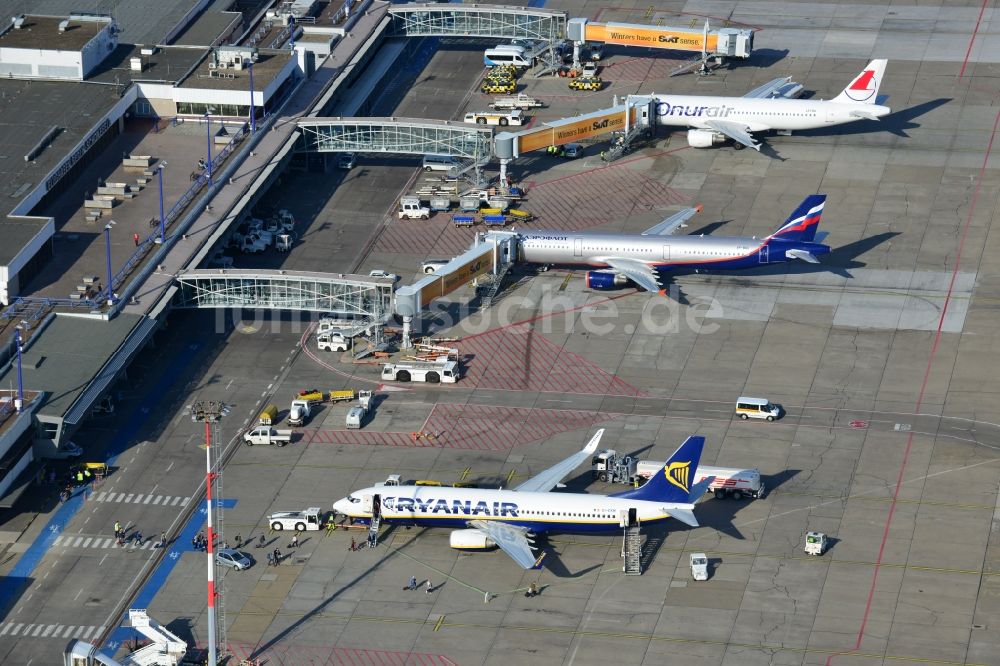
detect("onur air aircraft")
[654,59,889,150]
[333,431,712,569]
[518,194,829,294]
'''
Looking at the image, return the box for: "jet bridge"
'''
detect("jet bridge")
[173,269,394,318]
[297,117,494,184]
[388,3,567,42]
[395,231,518,348]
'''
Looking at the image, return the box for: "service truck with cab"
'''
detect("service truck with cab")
[464,110,525,126]
[381,360,459,383]
[269,507,323,531]
[244,426,292,447]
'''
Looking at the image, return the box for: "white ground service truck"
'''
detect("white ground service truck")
[243,426,292,447]
[287,399,311,427]
[690,553,709,580]
[592,450,765,499]
[635,460,764,499]
[269,507,323,531]
[398,196,430,220]
[381,360,459,383]
[489,93,544,110]
[345,390,374,429]
[317,331,351,352]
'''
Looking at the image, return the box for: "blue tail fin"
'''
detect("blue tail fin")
[767,194,826,242]
[611,436,705,502]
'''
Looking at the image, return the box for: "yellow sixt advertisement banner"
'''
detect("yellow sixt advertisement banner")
[584,22,717,52]
[518,107,637,154]
[418,251,494,308]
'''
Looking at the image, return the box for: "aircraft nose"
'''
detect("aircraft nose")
[333,498,350,515]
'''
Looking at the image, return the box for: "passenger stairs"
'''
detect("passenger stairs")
[601,123,651,163]
[622,523,642,575]
[368,514,381,547]
[478,262,513,308]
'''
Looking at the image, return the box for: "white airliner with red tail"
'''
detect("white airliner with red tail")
[652,59,890,150]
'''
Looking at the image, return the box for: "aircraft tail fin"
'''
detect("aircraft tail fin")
[610,436,705,503]
[767,194,826,242]
[832,59,887,104]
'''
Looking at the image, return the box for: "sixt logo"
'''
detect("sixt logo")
[384,496,520,517]
[592,119,610,130]
[659,35,680,43]
[664,461,690,493]
[656,102,732,118]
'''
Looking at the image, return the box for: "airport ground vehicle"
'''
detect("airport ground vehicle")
[489,93,543,110]
[690,553,709,580]
[258,404,279,426]
[208,250,234,268]
[297,388,356,404]
[275,233,293,252]
[581,61,599,78]
[287,399,311,427]
[805,531,828,555]
[595,449,764,499]
[483,46,533,68]
[563,143,583,158]
[345,390,374,429]
[423,155,459,172]
[464,110,524,127]
[269,507,323,531]
[243,426,292,447]
[481,79,516,95]
[216,548,253,570]
[735,396,781,421]
[380,360,459,383]
[422,259,449,274]
[568,77,603,91]
[398,196,430,220]
[317,332,351,352]
[368,269,400,282]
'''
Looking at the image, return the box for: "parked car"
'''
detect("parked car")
[369,269,400,282]
[422,259,449,274]
[216,548,253,570]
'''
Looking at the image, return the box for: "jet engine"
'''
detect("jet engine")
[449,529,495,550]
[586,271,630,290]
[687,129,727,148]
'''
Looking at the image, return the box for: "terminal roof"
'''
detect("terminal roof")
[0,0,201,44]
[0,219,51,265]
[171,11,242,47]
[88,44,206,84]
[0,313,143,420]
[0,79,119,201]
[178,50,292,91]
[0,15,109,51]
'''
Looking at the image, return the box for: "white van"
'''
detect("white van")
[422,155,460,172]
[484,46,533,69]
[735,397,781,421]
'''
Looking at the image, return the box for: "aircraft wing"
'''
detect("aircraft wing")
[470,520,544,569]
[600,257,663,294]
[514,429,604,493]
[743,76,802,100]
[703,119,761,151]
[642,205,703,236]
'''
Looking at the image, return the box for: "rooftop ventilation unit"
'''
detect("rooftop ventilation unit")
[140,47,156,56]
[11,16,24,29]
[130,57,142,71]
[58,19,69,32]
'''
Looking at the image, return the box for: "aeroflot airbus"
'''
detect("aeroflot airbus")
[333,431,711,569]
[654,59,889,150]
[518,194,829,294]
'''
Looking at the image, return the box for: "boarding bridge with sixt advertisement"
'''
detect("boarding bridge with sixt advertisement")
[494,96,655,176]
[394,231,518,348]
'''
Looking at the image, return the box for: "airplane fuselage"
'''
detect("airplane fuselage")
[653,96,890,132]
[335,485,675,534]
[519,230,828,272]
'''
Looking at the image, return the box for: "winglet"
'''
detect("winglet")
[583,429,604,454]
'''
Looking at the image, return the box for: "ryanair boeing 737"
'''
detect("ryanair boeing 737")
[333,431,711,569]
[518,194,829,295]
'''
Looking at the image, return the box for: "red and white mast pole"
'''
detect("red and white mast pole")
[204,418,217,666]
